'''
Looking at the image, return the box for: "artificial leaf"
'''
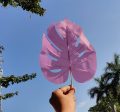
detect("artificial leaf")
[40,19,97,84]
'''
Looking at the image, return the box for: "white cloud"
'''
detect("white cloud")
[76,101,88,112]
[77,101,87,108]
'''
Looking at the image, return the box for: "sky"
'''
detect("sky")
[0,0,120,112]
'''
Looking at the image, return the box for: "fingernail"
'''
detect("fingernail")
[71,88,75,93]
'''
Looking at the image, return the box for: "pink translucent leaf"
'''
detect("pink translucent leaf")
[40,19,97,84]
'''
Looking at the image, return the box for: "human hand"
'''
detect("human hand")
[49,85,76,112]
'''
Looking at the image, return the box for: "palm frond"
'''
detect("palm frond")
[114,54,120,65]
[88,87,100,98]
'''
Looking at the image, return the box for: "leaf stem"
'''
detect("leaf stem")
[69,70,73,88]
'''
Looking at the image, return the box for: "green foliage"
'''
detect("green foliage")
[0,0,45,16]
[0,91,18,100]
[103,54,120,102]
[0,73,36,88]
[116,103,120,112]
[0,73,36,100]
[89,94,120,112]
[88,54,120,112]
[88,76,107,103]
[0,45,37,100]
[0,45,4,53]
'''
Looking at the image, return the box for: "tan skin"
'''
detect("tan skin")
[49,85,76,112]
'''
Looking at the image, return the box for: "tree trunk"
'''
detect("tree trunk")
[111,104,117,112]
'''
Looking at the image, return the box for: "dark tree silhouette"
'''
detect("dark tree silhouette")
[88,54,120,112]
[0,0,45,16]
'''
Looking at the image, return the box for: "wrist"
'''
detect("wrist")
[61,108,75,112]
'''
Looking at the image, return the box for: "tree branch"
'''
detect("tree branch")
[0,0,45,16]
[0,73,36,88]
[0,91,18,100]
